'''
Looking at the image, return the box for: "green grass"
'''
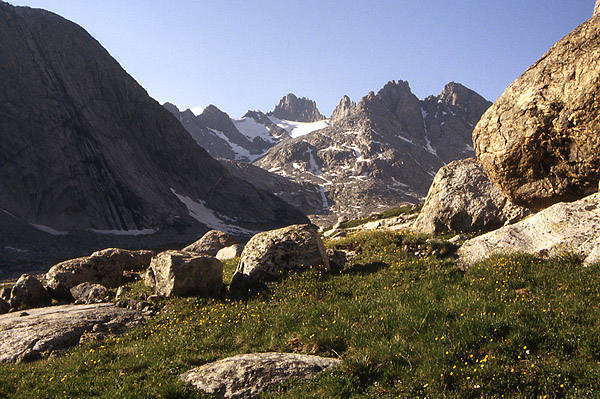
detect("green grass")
[1,231,600,398]
[326,204,421,230]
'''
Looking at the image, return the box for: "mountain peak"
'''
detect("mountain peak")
[331,95,356,122]
[268,93,325,122]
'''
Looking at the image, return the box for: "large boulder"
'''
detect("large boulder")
[0,303,145,363]
[46,248,154,290]
[230,224,330,289]
[9,274,51,309]
[412,158,529,234]
[89,249,154,271]
[145,251,222,298]
[458,193,600,265]
[182,230,237,256]
[473,15,600,209]
[70,283,110,305]
[180,352,340,399]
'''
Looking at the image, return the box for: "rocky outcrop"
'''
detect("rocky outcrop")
[473,15,600,209]
[256,81,491,222]
[182,230,237,256]
[0,303,145,363]
[180,352,340,398]
[412,158,529,234]
[458,193,600,265]
[230,224,329,289]
[268,94,326,122]
[0,2,309,267]
[595,0,600,17]
[216,244,245,261]
[9,274,51,309]
[70,283,110,304]
[219,159,325,216]
[145,251,223,297]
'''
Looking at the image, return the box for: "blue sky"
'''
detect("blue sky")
[10,0,595,117]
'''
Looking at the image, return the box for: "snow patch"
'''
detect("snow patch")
[31,224,68,236]
[234,117,278,143]
[208,128,261,162]
[171,189,254,235]
[268,117,329,138]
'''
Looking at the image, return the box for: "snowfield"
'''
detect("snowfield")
[268,117,329,138]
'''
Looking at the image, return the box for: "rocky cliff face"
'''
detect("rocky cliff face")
[255,81,491,222]
[268,93,325,122]
[218,160,325,216]
[0,2,307,268]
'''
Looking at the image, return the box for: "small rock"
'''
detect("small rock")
[182,230,236,256]
[180,352,341,399]
[215,244,244,261]
[327,249,350,271]
[448,235,465,244]
[19,312,29,317]
[9,275,51,309]
[0,287,10,301]
[115,286,131,301]
[70,283,110,304]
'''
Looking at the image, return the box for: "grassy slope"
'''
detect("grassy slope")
[1,231,600,398]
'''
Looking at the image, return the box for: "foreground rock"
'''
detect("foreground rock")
[412,158,529,234]
[182,230,237,256]
[230,224,329,289]
[458,193,600,265]
[46,248,154,290]
[70,283,110,304]
[145,251,223,297]
[473,15,600,209]
[180,352,340,399]
[0,304,145,363]
[9,274,51,309]
[216,244,245,261]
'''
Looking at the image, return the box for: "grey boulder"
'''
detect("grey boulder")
[0,303,145,363]
[9,274,51,309]
[70,283,110,304]
[216,244,245,261]
[46,248,154,290]
[458,193,600,265]
[182,230,237,256]
[412,158,529,234]
[145,250,223,298]
[230,224,329,289]
[180,352,340,399]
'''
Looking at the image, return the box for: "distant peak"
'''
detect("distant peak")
[162,102,180,113]
[268,93,325,122]
[438,82,490,107]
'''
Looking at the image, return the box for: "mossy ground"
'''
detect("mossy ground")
[1,231,599,398]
